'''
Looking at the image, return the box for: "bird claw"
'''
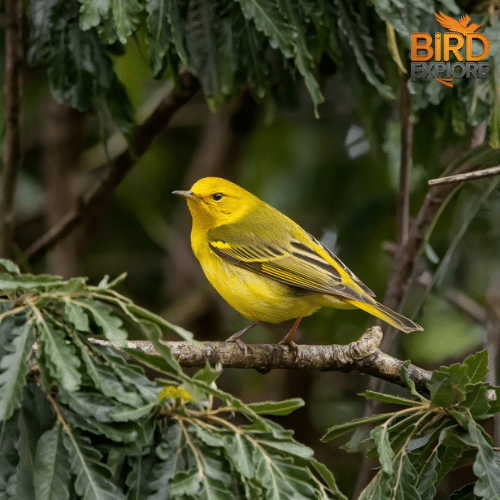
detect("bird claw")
[278,338,298,359]
[228,338,250,356]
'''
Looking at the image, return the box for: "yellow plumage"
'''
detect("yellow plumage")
[174,177,422,348]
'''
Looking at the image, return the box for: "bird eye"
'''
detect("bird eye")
[212,193,224,201]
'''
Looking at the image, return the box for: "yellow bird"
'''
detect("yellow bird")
[174,177,422,351]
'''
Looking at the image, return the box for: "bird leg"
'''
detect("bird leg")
[225,320,259,354]
[278,317,302,358]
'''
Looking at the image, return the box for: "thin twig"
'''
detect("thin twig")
[86,327,433,393]
[428,164,500,186]
[383,130,487,338]
[486,280,500,446]
[25,71,200,264]
[1,0,24,258]
[397,75,413,247]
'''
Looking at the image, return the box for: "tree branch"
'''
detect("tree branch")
[87,327,432,393]
[396,75,413,247]
[428,164,500,186]
[25,71,200,264]
[1,0,24,259]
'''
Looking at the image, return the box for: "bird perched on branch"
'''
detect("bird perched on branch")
[174,177,422,352]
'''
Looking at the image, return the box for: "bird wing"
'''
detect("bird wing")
[207,219,375,303]
[435,11,460,32]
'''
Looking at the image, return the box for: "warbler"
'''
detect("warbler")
[174,177,422,351]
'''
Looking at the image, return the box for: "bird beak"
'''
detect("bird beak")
[172,190,197,199]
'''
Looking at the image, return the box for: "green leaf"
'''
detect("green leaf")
[169,469,202,496]
[33,425,71,500]
[391,454,419,500]
[416,450,439,499]
[78,347,147,407]
[76,299,127,345]
[0,273,64,290]
[126,303,193,341]
[28,0,135,135]
[310,458,348,500]
[235,0,295,59]
[247,398,305,415]
[63,431,126,500]
[184,0,237,107]
[0,259,20,274]
[360,391,423,407]
[125,348,182,379]
[401,360,426,400]
[78,0,111,30]
[465,422,500,498]
[134,319,183,376]
[36,316,82,391]
[371,426,394,474]
[145,0,174,78]
[0,320,35,421]
[321,412,394,442]
[192,362,223,386]
[279,0,324,116]
[463,350,489,384]
[462,383,491,420]
[64,302,90,332]
[224,432,256,479]
[112,0,143,44]
[429,363,469,408]
[333,0,394,99]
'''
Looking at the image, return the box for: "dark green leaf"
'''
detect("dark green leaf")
[0,273,64,290]
[429,363,468,408]
[112,0,143,44]
[184,0,237,107]
[145,0,173,78]
[78,0,111,31]
[0,260,20,274]
[247,398,305,415]
[371,426,394,474]
[333,0,394,99]
[360,390,423,407]
[75,299,127,345]
[64,302,90,332]
[310,458,348,500]
[36,316,82,391]
[126,303,193,341]
[321,412,394,442]
[416,450,439,500]
[133,319,183,376]
[169,469,202,496]
[63,431,126,500]
[0,320,35,421]
[235,0,295,59]
[462,383,491,419]
[463,350,489,384]
[33,425,70,500]
[465,422,500,498]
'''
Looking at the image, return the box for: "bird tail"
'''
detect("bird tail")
[349,299,423,333]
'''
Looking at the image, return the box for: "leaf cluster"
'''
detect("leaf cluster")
[0,260,339,499]
[322,353,500,499]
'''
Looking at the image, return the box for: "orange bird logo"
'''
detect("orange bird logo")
[434,12,482,36]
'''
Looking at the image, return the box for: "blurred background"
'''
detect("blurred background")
[2,0,500,496]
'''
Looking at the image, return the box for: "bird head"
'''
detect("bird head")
[173,177,260,230]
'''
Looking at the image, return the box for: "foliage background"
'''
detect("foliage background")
[1,0,500,497]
